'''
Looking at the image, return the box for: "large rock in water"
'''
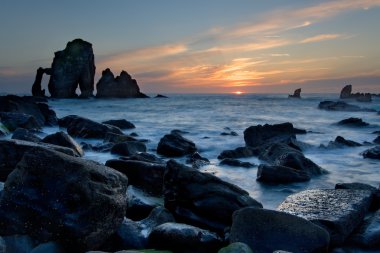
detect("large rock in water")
[48,39,95,98]
[163,160,262,232]
[96,68,148,98]
[318,101,375,112]
[278,189,372,246]
[340,84,372,102]
[157,132,197,157]
[362,146,380,160]
[0,148,128,251]
[42,131,84,156]
[229,207,330,253]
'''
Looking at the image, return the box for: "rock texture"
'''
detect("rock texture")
[96,68,148,98]
[257,164,310,183]
[31,67,51,97]
[340,84,372,102]
[278,189,372,246]
[157,132,197,157]
[42,131,84,156]
[230,207,330,253]
[0,148,128,250]
[288,88,301,98]
[48,39,95,98]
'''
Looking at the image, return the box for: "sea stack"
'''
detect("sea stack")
[339,84,372,102]
[289,88,301,98]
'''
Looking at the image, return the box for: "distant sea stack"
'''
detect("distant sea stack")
[96,68,148,98]
[288,88,301,98]
[340,84,372,102]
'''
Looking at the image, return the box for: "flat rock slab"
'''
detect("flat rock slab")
[277,189,372,246]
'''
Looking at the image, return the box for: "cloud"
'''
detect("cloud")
[270,54,290,57]
[300,34,343,44]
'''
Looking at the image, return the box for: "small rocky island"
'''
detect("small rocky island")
[340,84,372,102]
[31,39,147,98]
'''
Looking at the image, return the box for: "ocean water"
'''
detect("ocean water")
[39,93,380,211]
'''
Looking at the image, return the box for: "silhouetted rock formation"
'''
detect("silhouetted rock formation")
[288,88,301,98]
[96,68,148,98]
[31,67,51,97]
[48,39,95,98]
[340,84,372,102]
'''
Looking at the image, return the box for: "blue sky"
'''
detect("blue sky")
[0,0,379,94]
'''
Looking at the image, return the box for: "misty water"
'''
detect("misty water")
[40,93,380,211]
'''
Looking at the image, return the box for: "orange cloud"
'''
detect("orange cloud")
[300,34,343,44]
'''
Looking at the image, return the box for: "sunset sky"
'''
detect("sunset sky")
[0,0,379,94]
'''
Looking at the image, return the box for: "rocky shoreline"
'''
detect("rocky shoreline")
[0,94,379,252]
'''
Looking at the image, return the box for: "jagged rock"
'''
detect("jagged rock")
[42,131,84,156]
[244,122,306,147]
[148,222,223,253]
[218,146,259,160]
[186,152,210,169]
[11,128,42,143]
[337,117,369,127]
[106,159,166,196]
[220,158,255,168]
[218,242,253,253]
[157,132,197,157]
[120,152,165,164]
[102,119,135,129]
[48,39,95,98]
[0,139,79,181]
[163,160,262,232]
[230,207,330,253]
[288,88,301,98]
[362,146,380,160]
[126,186,163,220]
[155,94,168,98]
[323,136,362,148]
[96,68,148,98]
[318,101,375,112]
[340,84,372,102]
[0,148,128,251]
[278,189,372,246]
[36,103,58,126]
[31,67,51,97]
[111,141,147,156]
[257,164,310,183]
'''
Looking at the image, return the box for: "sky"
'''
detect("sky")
[0,0,379,94]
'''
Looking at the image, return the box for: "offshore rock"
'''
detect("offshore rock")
[323,136,362,149]
[278,189,372,246]
[31,67,51,97]
[318,101,375,112]
[340,84,372,102]
[288,88,301,98]
[337,117,369,127]
[163,160,262,232]
[48,39,95,98]
[96,68,148,98]
[362,146,380,160]
[230,207,329,253]
[0,148,128,250]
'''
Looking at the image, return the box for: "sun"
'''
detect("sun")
[234,91,243,95]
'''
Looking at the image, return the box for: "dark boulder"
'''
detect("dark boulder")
[11,128,42,143]
[0,139,79,181]
[148,222,223,253]
[163,160,262,232]
[362,146,380,160]
[318,101,375,112]
[257,164,310,183]
[121,152,165,164]
[278,189,372,246]
[106,159,166,196]
[218,146,259,160]
[230,207,330,253]
[350,209,380,247]
[337,117,369,127]
[36,102,58,126]
[126,186,164,220]
[186,152,210,169]
[335,182,380,210]
[31,67,50,97]
[157,132,197,157]
[96,68,148,98]
[340,84,372,102]
[0,112,42,131]
[111,141,147,156]
[58,115,81,128]
[102,119,135,129]
[48,39,95,98]
[0,148,128,250]
[374,136,380,144]
[155,94,168,98]
[220,158,255,168]
[323,136,362,148]
[42,131,84,156]
[288,88,301,98]
[244,122,306,147]
[104,132,137,143]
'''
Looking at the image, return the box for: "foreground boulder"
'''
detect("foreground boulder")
[350,208,380,247]
[0,139,79,181]
[318,101,375,112]
[0,112,42,131]
[111,141,147,156]
[126,186,163,220]
[42,131,84,156]
[257,164,310,183]
[163,160,262,232]
[96,68,148,98]
[157,132,197,157]
[230,207,330,253]
[362,146,380,160]
[337,117,369,127]
[278,189,372,246]
[149,222,223,253]
[0,148,128,250]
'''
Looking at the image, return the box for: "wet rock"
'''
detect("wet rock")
[220,158,255,168]
[318,101,375,112]
[350,209,380,247]
[155,94,168,98]
[30,241,65,253]
[337,117,369,127]
[121,152,165,164]
[257,164,310,183]
[244,122,306,147]
[335,182,380,210]
[323,136,362,148]
[218,146,259,160]
[288,88,301,98]
[186,152,210,169]
[48,39,95,98]
[163,160,262,232]
[126,186,163,220]
[42,131,84,156]
[2,235,36,253]
[117,207,175,249]
[278,189,372,246]
[149,222,223,253]
[362,146,380,160]
[58,115,81,128]
[0,148,128,251]
[0,139,79,181]
[37,102,58,126]
[104,132,137,143]
[218,242,253,253]
[96,68,148,98]
[157,132,197,157]
[221,131,238,136]
[111,141,147,156]
[0,112,42,131]
[374,136,380,144]
[11,128,42,143]
[92,143,114,152]
[102,119,135,129]
[230,207,329,253]
[106,159,166,196]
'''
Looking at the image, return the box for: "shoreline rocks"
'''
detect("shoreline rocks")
[318,101,375,112]
[157,132,197,157]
